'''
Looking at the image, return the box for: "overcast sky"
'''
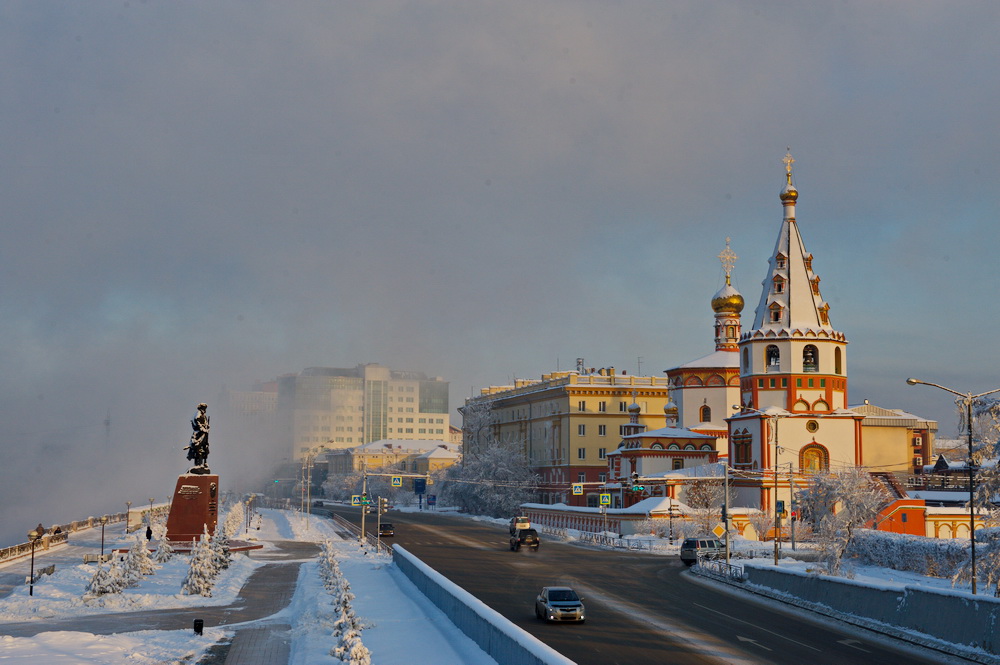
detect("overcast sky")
[2,2,998,541]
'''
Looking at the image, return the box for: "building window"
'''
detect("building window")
[803,345,818,372]
[577,472,586,483]
[598,448,607,459]
[619,401,628,412]
[776,254,786,269]
[733,429,752,465]
[578,424,586,436]
[598,424,607,436]
[766,345,780,366]
[773,276,785,294]
[598,401,607,412]
[835,347,842,374]
[578,400,586,412]
[672,459,684,470]
[700,405,711,422]
[599,472,607,483]
[577,447,586,460]
[651,443,663,450]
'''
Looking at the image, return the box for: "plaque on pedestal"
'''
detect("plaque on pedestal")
[165,474,219,543]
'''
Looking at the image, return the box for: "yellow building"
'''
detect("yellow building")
[463,362,674,504]
[326,439,461,475]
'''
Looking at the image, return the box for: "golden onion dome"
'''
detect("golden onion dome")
[780,181,798,202]
[711,283,745,314]
[628,402,641,414]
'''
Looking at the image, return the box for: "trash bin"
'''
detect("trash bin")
[193,619,204,635]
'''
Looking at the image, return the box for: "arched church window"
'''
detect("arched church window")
[667,443,680,450]
[766,345,780,366]
[803,345,818,372]
[742,348,749,370]
[651,443,663,450]
[800,444,829,473]
[700,444,713,451]
[700,405,711,422]
[727,325,736,338]
[684,444,696,451]
[835,347,842,374]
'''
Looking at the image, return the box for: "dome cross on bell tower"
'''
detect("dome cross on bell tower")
[711,238,744,351]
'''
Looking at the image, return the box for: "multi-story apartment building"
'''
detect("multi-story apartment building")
[223,363,449,460]
[462,361,674,505]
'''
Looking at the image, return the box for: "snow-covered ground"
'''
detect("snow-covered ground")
[0,505,987,664]
[0,508,498,664]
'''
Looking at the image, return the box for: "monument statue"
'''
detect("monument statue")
[184,402,211,473]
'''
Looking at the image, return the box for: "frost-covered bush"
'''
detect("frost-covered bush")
[181,527,221,597]
[85,561,127,598]
[150,523,174,563]
[848,529,967,578]
[321,541,371,664]
[221,501,246,539]
[122,534,157,584]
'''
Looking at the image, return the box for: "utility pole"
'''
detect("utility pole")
[359,466,369,545]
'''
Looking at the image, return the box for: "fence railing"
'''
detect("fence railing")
[325,512,391,556]
[577,532,654,551]
[695,558,747,583]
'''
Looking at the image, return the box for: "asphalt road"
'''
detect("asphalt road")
[325,506,967,665]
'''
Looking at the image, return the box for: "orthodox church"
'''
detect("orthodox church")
[663,153,936,513]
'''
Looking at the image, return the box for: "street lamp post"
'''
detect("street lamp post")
[906,378,1000,595]
[734,405,788,565]
[100,516,109,560]
[125,501,131,535]
[27,529,42,596]
[148,497,154,520]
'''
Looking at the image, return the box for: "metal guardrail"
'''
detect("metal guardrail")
[577,532,653,551]
[695,558,747,582]
[325,512,391,556]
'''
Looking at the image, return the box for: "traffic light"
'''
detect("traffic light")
[378,497,389,515]
[632,485,645,492]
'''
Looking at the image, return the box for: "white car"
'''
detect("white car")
[535,586,585,623]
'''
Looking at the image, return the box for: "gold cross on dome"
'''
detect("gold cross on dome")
[783,149,795,175]
[718,237,738,284]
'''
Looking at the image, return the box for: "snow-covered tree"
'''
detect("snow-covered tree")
[440,420,539,518]
[221,500,246,539]
[181,528,220,597]
[745,509,774,542]
[152,523,174,563]
[122,534,157,585]
[683,480,725,536]
[85,561,127,598]
[797,468,889,575]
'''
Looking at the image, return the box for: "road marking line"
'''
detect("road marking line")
[693,603,821,651]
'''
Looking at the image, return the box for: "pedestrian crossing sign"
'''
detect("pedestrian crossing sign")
[351,495,361,506]
[599,493,611,506]
[572,483,583,495]
[391,476,403,487]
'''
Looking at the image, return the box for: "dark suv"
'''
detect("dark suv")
[510,528,540,551]
[680,537,724,566]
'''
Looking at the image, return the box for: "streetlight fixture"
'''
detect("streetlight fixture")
[905,378,1000,595]
[734,404,789,565]
[148,497,155,519]
[125,501,132,535]
[27,529,42,596]
[100,516,109,560]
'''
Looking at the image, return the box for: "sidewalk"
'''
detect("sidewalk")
[0,510,497,665]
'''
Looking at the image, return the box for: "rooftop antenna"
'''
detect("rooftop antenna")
[637,356,643,376]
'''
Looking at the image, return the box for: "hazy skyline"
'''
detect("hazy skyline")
[2,2,999,543]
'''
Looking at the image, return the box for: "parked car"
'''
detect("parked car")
[679,537,724,566]
[509,516,531,534]
[535,586,585,623]
[378,523,394,537]
[510,528,540,551]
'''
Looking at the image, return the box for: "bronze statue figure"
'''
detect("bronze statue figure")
[184,402,211,473]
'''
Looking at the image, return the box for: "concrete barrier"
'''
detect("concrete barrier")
[392,546,574,665]
[741,565,1000,658]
